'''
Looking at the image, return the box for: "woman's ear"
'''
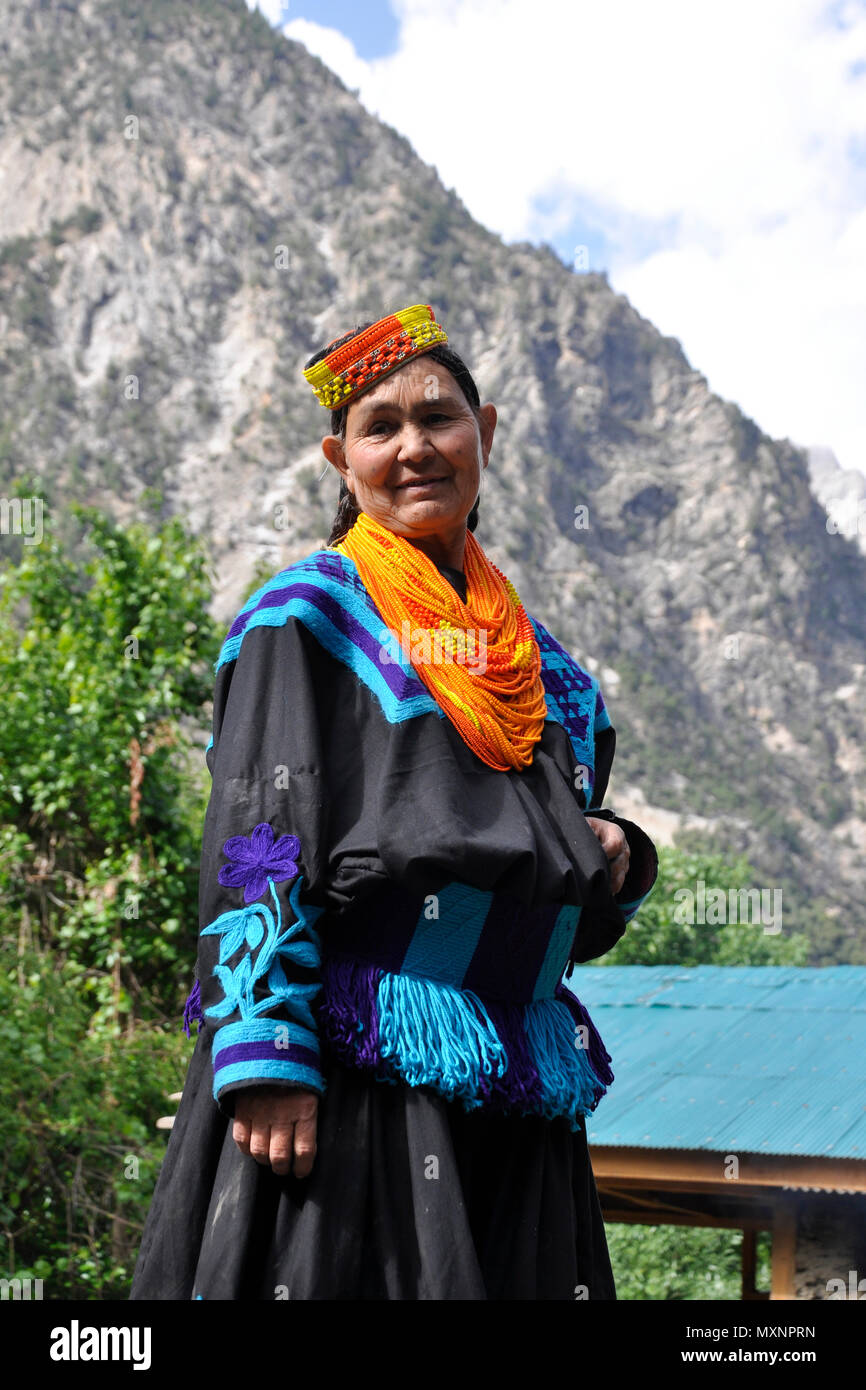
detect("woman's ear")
[322,435,349,483]
[478,404,497,464]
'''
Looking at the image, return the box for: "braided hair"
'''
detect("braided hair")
[304,324,484,545]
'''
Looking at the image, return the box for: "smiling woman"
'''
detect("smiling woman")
[310,315,489,550]
[321,355,493,565]
[130,303,658,1302]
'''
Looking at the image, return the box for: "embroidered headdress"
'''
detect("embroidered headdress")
[303,303,448,409]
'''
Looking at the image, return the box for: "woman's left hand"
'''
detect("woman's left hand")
[585,817,630,895]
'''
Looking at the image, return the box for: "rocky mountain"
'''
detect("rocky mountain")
[1,0,864,958]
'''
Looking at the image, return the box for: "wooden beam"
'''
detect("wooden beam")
[604,1207,770,1232]
[598,1181,774,1221]
[590,1146,866,1193]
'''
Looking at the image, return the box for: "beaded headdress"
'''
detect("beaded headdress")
[303,303,448,410]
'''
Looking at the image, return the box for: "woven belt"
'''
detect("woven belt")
[323,878,581,1005]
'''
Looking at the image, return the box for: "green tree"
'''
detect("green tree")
[0,944,190,1299]
[0,498,221,1029]
[605,1223,772,1301]
[0,498,222,1295]
[600,844,810,966]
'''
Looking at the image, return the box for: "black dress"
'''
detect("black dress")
[129,548,656,1301]
[130,1027,615,1300]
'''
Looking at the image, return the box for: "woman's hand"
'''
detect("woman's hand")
[232,1086,319,1179]
[585,817,630,895]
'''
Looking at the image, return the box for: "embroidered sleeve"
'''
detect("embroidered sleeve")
[187,616,330,1115]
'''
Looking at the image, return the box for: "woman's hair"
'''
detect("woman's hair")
[304,324,484,545]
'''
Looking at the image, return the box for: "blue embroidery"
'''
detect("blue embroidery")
[202,875,324,1029]
[213,551,443,725]
[531,616,602,799]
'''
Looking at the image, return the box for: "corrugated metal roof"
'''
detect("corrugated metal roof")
[571,966,866,1159]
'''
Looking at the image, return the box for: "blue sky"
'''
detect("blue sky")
[259,2,399,59]
[247,0,866,480]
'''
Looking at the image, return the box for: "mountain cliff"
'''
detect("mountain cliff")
[1,0,864,957]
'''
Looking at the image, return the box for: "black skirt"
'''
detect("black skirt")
[129,1026,616,1301]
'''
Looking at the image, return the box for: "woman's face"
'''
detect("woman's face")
[321,358,497,552]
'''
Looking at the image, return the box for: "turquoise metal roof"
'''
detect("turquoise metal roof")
[569,966,866,1159]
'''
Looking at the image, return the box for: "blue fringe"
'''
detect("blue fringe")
[370,969,609,1128]
[522,997,607,1124]
[376,971,508,1108]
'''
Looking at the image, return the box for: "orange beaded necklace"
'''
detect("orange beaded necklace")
[333,510,547,771]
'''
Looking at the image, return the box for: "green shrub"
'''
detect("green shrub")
[0,944,190,1299]
[606,1223,772,1300]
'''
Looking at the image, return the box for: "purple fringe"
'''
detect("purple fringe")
[555,983,614,1087]
[481,998,546,1114]
[182,978,204,1038]
[317,954,396,1082]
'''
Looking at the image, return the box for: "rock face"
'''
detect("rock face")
[1,0,864,956]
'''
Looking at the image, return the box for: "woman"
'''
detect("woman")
[130,303,657,1301]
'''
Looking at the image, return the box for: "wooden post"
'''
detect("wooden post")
[741,1227,769,1300]
[770,1201,797,1300]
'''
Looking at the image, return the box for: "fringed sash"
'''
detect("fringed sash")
[317,952,613,1131]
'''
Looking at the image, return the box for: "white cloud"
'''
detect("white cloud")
[280,18,370,92]
[247,0,285,27]
[281,0,866,475]
[616,205,866,475]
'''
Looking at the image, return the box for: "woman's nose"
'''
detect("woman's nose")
[395,422,435,461]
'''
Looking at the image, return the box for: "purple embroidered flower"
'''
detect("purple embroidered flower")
[218,822,301,904]
[182,977,203,1038]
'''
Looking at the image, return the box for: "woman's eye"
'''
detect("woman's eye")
[367,414,449,435]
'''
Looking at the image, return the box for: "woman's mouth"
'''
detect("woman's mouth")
[397,477,448,490]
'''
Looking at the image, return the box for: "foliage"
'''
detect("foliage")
[606,1223,772,1301]
[0,234,37,269]
[599,844,810,966]
[0,945,190,1299]
[0,499,220,1025]
[0,501,220,1296]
